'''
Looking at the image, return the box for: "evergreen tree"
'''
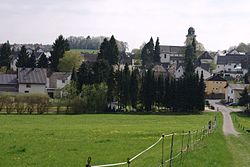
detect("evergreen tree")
[192,36,197,54]
[107,66,116,105]
[141,69,154,111]
[50,35,70,71]
[16,45,29,67]
[98,38,110,60]
[37,53,48,68]
[198,71,206,111]
[0,41,11,69]
[121,63,130,109]
[109,35,119,65]
[27,52,36,68]
[130,69,139,109]
[164,77,170,108]
[184,45,195,77]
[154,37,161,63]
[77,62,91,91]
[92,59,110,83]
[155,75,164,108]
[71,67,78,83]
[238,87,250,110]
[141,37,154,67]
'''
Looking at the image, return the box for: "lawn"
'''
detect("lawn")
[0,113,216,167]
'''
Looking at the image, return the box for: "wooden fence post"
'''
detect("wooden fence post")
[169,132,174,167]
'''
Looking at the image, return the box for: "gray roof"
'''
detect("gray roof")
[206,75,227,81]
[0,74,17,85]
[18,68,47,84]
[217,54,250,65]
[49,72,71,88]
[199,51,213,60]
[200,63,211,72]
[160,45,186,54]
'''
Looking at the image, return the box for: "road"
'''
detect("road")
[208,100,239,136]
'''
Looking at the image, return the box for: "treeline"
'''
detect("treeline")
[64,35,205,113]
[67,36,128,52]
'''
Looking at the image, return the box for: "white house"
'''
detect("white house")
[195,66,212,80]
[47,72,71,98]
[225,84,249,103]
[174,64,184,79]
[17,68,47,94]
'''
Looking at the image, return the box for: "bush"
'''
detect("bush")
[0,93,49,114]
[70,97,87,114]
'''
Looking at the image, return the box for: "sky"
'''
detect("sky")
[1,0,250,51]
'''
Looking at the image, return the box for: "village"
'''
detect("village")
[0,27,249,106]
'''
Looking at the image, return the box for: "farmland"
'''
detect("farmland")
[0,113,220,167]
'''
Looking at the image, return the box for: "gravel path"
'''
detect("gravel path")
[208,100,239,136]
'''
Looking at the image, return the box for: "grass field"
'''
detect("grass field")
[70,49,99,54]
[229,112,250,167]
[0,113,218,167]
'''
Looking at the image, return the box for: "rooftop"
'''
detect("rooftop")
[18,68,47,84]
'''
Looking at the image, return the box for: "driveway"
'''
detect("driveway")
[208,100,239,136]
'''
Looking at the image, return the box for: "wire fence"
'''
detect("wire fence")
[233,115,250,132]
[86,116,217,167]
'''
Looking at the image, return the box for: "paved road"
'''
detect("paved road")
[208,100,239,136]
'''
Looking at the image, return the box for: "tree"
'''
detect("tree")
[141,69,154,111]
[141,37,154,67]
[109,35,119,65]
[58,51,83,72]
[16,45,29,67]
[0,41,11,70]
[50,35,70,71]
[130,69,139,109]
[98,38,110,60]
[92,59,111,83]
[154,37,161,63]
[37,53,48,68]
[77,62,91,91]
[184,45,195,77]
[107,66,116,105]
[238,87,250,110]
[71,67,78,83]
[27,52,36,68]
[120,63,130,109]
[198,71,206,111]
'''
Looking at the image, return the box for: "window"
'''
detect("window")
[62,80,65,84]
[26,84,31,88]
[231,90,233,94]
[164,54,166,59]
[25,91,29,93]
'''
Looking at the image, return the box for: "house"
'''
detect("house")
[159,45,185,64]
[225,84,249,103]
[198,51,213,64]
[215,54,250,79]
[205,75,227,99]
[47,72,71,98]
[0,74,18,92]
[195,64,212,80]
[18,68,47,94]
[174,64,184,79]
[152,65,168,78]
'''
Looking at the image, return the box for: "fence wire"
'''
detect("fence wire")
[86,115,217,167]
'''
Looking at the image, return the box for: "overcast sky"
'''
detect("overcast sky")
[1,0,250,51]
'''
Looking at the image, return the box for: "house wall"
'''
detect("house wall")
[205,80,227,95]
[195,67,211,80]
[225,86,234,103]
[56,76,71,89]
[19,84,46,94]
[160,53,170,63]
[174,66,184,79]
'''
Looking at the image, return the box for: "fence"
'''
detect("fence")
[86,116,217,167]
[234,115,249,132]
